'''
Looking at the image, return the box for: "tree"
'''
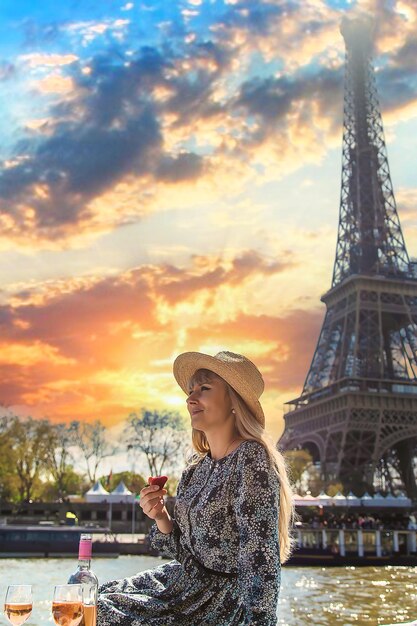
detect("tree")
[46,424,80,500]
[70,420,117,484]
[98,470,180,497]
[0,415,19,501]
[284,449,313,492]
[305,464,326,497]
[327,482,344,497]
[39,467,87,502]
[9,417,51,502]
[125,409,189,478]
[98,471,146,494]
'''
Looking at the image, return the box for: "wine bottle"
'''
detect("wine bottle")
[68,533,98,626]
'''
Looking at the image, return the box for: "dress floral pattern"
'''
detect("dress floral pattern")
[97,439,281,626]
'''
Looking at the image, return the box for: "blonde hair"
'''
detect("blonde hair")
[184,368,297,564]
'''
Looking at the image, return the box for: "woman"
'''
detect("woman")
[98,350,296,625]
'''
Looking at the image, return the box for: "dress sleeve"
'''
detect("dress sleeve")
[147,517,183,559]
[233,442,281,626]
[147,463,193,562]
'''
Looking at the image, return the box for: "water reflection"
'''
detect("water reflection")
[0,557,415,625]
[280,565,417,625]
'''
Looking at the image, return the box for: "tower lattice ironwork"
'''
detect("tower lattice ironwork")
[282,15,417,499]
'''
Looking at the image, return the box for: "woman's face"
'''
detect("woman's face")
[186,371,233,431]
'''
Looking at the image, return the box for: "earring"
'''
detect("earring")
[232,409,235,414]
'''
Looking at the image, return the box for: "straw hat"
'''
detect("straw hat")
[173,350,281,435]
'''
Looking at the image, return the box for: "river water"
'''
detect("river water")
[0,556,415,625]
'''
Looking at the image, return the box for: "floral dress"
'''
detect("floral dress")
[97,439,281,626]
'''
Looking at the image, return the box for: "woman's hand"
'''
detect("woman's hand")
[139,482,168,521]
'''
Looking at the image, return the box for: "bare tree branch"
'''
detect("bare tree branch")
[70,420,117,484]
[46,423,76,500]
[125,409,189,478]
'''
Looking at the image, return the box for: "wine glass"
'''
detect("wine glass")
[4,585,33,625]
[52,585,84,626]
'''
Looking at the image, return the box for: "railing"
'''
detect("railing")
[295,527,417,557]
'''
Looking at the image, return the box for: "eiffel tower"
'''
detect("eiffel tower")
[282,15,417,500]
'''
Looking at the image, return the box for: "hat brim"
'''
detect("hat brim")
[173,352,286,438]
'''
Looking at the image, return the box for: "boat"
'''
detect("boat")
[0,525,119,558]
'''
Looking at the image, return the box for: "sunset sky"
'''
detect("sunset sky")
[0,0,416,447]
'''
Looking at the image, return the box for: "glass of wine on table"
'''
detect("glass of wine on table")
[52,584,84,626]
[4,585,32,626]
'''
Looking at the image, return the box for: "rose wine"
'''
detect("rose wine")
[82,604,97,626]
[68,534,98,626]
[52,600,83,626]
[4,603,32,625]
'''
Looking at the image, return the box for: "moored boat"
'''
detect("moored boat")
[0,525,119,558]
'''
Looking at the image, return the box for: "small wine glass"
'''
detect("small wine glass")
[4,585,33,626]
[52,585,84,626]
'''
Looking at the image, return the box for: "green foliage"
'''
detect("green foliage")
[0,410,185,503]
[38,467,87,502]
[98,471,147,494]
[1,418,88,502]
[0,416,19,501]
[8,417,52,502]
[284,449,313,491]
[96,471,180,497]
[326,482,345,497]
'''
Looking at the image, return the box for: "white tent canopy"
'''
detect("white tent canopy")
[346,491,361,506]
[85,480,136,503]
[367,491,386,506]
[317,491,332,502]
[395,493,413,507]
[112,481,132,496]
[293,494,321,506]
[332,491,347,506]
[108,481,135,503]
[292,491,413,508]
[85,481,110,503]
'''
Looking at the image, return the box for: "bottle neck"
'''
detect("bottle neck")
[77,558,91,570]
[78,535,93,562]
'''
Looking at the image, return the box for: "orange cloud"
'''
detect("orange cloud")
[0,251,317,428]
[0,341,76,366]
[185,310,323,392]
